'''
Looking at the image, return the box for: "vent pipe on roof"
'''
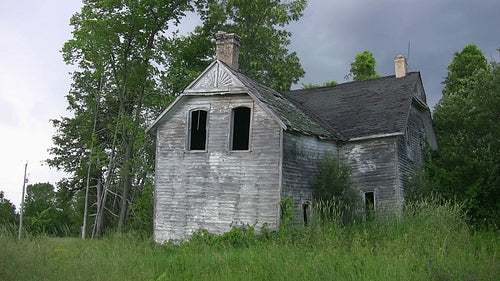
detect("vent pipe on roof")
[216,31,240,70]
[394,55,408,78]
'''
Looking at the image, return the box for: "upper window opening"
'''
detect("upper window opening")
[189,110,207,151]
[231,107,251,150]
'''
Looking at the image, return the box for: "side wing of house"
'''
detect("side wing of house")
[396,80,439,204]
[151,63,283,242]
[281,132,337,224]
[340,136,401,214]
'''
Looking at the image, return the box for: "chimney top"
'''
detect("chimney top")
[394,55,408,78]
[216,31,241,70]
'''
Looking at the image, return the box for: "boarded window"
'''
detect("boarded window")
[231,107,251,150]
[364,191,375,220]
[189,110,207,150]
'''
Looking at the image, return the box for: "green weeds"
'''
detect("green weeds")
[0,201,498,281]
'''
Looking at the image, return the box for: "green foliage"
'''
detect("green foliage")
[1,202,498,281]
[22,183,73,236]
[0,191,17,225]
[346,50,381,81]
[279,197,294,228]
[311,152,360,224]
[49,0,192,236]
[123,181,154,236]
[164,0,307,92]
[404,167,437,204]
[442,44,489,97]
[186,223,258,249]
[301,80,338,89]
[427,46,500,226]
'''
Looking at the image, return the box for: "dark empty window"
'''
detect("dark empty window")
[189,110,207,150]
[364,191,375,220]
[302,202,311,225]
[231,107,251,150]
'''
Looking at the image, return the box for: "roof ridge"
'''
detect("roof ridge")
[287,71,421,94]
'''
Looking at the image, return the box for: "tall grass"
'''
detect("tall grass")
[1,201,498,281]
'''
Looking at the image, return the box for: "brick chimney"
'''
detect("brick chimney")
[216,31,240,70]
[394,55,408,78]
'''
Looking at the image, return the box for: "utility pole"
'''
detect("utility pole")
[18,162,28,240]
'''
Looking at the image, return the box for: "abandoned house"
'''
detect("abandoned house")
[146,31,438,243]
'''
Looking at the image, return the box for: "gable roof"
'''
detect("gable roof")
[147,60,338,139]
[283,72,425,140]
[147,60,429,142]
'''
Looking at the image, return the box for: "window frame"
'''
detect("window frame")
[229,106,253,152]
[187,108,209,152]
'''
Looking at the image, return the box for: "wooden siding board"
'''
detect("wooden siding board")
[154,94,282,242]
[281,132,337,224]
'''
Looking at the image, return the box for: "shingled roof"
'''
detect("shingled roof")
[283,72,423,140]
[222,62,339,139]
[221,62,425,141]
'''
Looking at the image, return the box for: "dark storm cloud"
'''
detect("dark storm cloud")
[288,0,500,108]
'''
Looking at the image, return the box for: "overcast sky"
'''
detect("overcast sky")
[1,0,499,209]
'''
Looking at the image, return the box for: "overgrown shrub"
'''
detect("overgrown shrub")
[311,152,360,224]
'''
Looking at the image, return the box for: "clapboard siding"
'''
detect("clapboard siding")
[397,102,429,204]
[282,132,337,224]
[340,137,400,214]
[154,94,282,242]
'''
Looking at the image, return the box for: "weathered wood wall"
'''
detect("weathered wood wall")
[340,137,400,214]
[281,132,337,224]
[154,94,282,242]
[397,100,433,204]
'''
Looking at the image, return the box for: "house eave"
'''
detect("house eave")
[183,88,249,95]
[346,132,403,142]
[145,96,183,133]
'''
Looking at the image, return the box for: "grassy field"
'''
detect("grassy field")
[1,202,498,281]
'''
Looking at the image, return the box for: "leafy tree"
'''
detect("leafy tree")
[0,191,17,225]
[442,44,489,97]
[301,80,338,89]
[346,50,380,81]
[428,47,500,226]
[49,0,192,237]
[22,183,72,235]
[163,0,307,92]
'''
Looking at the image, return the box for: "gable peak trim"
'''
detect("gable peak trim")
[185,60,246,93]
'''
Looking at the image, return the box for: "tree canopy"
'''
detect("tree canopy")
[442,44,489,97]
[346,50,380,81]
[20,183,74,235]
[49,0,192,237]
[419,46,500,226]
[0,191,17,225]
[163,0,307,92]
[301,80,338,89]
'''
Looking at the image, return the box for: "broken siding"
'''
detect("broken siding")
[281,132,337,224]
[154,94,282,242]
[340,137,400,214]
